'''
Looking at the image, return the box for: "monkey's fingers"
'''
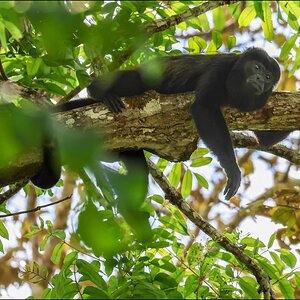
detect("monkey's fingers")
[224,180,238,200]
[223,167,241,200]
[103,95,125,113]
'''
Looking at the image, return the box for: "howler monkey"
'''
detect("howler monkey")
[32,48,289,199]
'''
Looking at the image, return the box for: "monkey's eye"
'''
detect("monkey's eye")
[255,64,260,70]
[265,74,271,80]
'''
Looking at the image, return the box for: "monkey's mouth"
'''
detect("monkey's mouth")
[248,80,264,95]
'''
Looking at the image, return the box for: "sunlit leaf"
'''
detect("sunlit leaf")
[279,278,295,299]
[277,249,297,268]
[279,34,297,60]
[51,242,63,264]
[261,1,273,41]
[194,173,209,189]
[181,169,192,198]
[168,162,182,188]
[238,5,256,27]
[77,259,108,291]
[0,220,9,239]
[239,277,260,299]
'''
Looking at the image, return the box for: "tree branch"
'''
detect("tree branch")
[144,1,239,33]
[146,158,275,300]
[0,91,299,187]
[0,195,72,218]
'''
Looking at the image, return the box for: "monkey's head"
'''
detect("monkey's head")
[226,48,280,112]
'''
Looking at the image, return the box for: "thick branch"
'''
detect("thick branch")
[0,91,299,187]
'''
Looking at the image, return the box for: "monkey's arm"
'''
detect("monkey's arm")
[254,130,291,147]
[191,101,241,200]
[88,70,149,112]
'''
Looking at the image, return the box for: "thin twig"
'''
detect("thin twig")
[0,59,8,81]
[0,195,72,218]
[0,179,29,204]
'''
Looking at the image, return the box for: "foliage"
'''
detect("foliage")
[20,213,300,299]
[0,1,299,299]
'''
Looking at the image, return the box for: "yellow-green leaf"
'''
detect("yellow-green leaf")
[181,169,192,198]
[51,242,63,264]
[168,163,182,188]
[0,220,9,239]
[261,1,273,41]
[238,5,256,27]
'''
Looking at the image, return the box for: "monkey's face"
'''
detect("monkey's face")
[227,56,280,113]
[244,60,275,96]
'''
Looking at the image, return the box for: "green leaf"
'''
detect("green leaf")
[254,1,264,21]
[188,37,200,53]
[149,194,164,204]
[194,173,209,189]
[190,148,209,159]
[198,14,210,31]
[52,229,66,241]
[279,278,295,299]
[160,211,188,236]
[171,2,188,14]
[256,257,279,279]
[50,242,63,264]
[197,286,209,298]
[181,169,192,198]
[225,265,234,277]
[42,82,66,96]
[156,158,169,171]
[212,31,222,49]
[277,249,297,268]
[0,220,8,239]
[238,5,256,27]
[133,281,168,299]
[3,20,23,40]
[267,233,276,248]
[269,251,284,273]
[206,40,217,54]
[279,34,297,60]
[168,162,182,188]
[227,35,236,50]
[285,1,300,18]
[261,1,273,41]
[213,7,225,31]
[189,36,206,52]
[77,259,108,291]
[62,251,77,271]
[154,272,178,288]
[104,258,118,277]
[239,277,260,299]
[187,17,201,30]
[78,201,125,257]
[240,237,265,249]
[40,234,50,251]
[83,286,110,299]
[0,239,3,253]
[0,21,7,49]
[26,58,42,76]
[190,157,212,167]
[173,210,188,235]
[184,275,198,297]
[294,272,300,287]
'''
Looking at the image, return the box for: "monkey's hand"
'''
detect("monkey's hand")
[102,94,125,113]
[222,162,241,200]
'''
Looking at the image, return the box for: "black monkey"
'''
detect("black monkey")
[32,48,288,199]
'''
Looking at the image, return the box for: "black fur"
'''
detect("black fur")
[33,48,286,199]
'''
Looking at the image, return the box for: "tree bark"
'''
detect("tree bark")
[0,90,299,187]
